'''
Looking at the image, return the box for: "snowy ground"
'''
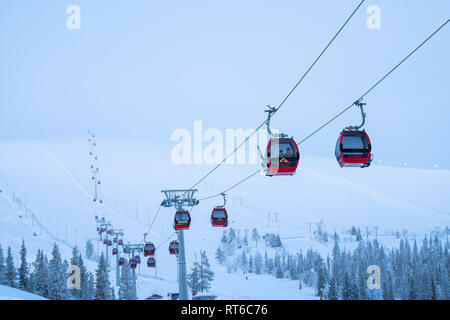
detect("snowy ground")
[0,138,448,299]
[0,285,47,300]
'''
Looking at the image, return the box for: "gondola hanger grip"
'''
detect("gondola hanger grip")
[346,99,367,131]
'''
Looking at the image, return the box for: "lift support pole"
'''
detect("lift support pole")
[161,189,198,300]
[99,220,112,266]
[177,229,188,299]
[122,244,143,300]
[110,229,124,285]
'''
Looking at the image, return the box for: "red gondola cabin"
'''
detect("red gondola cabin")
[134,255,141,264]
[211,208,228,227]
[118,257,125,266]
[143,243,156,257]
[266,138,300,176]
[129,258,137,269]
[169,241,179,255]
[112,248,118,255]
[174,210,191,230]
[335,130,372,168]
[147,257,156,268]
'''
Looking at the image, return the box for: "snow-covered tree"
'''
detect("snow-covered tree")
[274,252,283,278]
[248,255,254,273]
[111,285,116,300]
[118,261,134,300]
[241,251,248,273]
[78,257,91,299]
[356,228,363,241]
[220,230,228,244]
[215,247,226,265]
[70,246,91,299]
[382,272,394,300]
[254,251,262,275]
[61,259,70,299]
[48,243,68,300]
[5,246,17,288]
[31,249,49,297]
[342,272,359,300]
[18,239,29,290]
[328,276,339,300]
[198,251,214,293]
[0,245,7,285]
[187,261,200,296]
[315,256,327,298]
[252,228,260,248]
[95,253,111,300]
[87,273,95,300]
[228,228,236,244]
[28,271,37,294]
[85,239,95,260]
[70,247,81,299]
[188,251,214,296]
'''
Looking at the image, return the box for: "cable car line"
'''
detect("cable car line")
[141,204,162,240]
[155,231,177,250]
[272,0,365,116]
[196,18,450,202]
[296,18,450,146]
[198,169,261,201]
[186,0,365,191]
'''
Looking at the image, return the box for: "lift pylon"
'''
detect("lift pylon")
[121,243,143,299]
[161,189,198,300]
[99,220,112,265]
[110,229,124,285]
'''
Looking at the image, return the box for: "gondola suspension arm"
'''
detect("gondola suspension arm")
[346,99,367,131]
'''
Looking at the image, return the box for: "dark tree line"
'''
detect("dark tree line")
[216,227,450,300]
[0,240,119,300]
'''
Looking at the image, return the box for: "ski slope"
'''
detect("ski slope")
[0,138,449,299]
[0,285,47,300]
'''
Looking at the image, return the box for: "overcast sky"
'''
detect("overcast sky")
[1,0,449,169]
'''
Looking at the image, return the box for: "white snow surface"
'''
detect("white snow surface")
[0,285,47,300]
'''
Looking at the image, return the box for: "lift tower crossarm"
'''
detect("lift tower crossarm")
[161,189,199,209]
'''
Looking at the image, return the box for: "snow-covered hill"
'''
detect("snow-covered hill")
[0,138,448,299]
[0,285,47,300]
